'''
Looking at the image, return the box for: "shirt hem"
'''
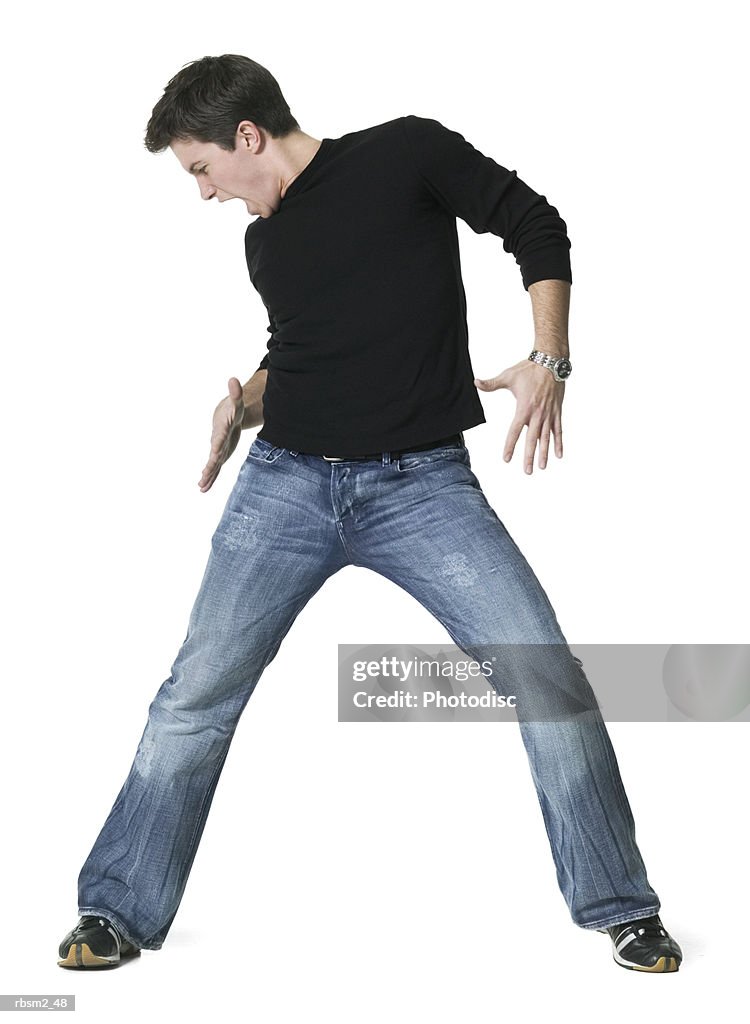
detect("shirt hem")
[256,412,486,456]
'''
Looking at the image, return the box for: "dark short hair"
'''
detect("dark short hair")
[144,54,300,154]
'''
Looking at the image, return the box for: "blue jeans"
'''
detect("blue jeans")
[78,435,660,949]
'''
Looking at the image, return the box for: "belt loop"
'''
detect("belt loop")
[382,451,391,467]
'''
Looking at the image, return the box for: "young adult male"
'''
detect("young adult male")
[58,54,682,974]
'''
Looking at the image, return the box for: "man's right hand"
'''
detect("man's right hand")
[198,377,246,493]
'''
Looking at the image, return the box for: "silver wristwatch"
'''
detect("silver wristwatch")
[528,350,572,382]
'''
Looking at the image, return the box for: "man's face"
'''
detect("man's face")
[170,128,280,218]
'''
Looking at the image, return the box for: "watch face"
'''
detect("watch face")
[556,358,572,379]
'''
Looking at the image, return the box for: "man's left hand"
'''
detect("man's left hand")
[474,360,565,474]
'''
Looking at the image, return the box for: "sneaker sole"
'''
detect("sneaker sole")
[613,953,680,972]
[58,942,141,969]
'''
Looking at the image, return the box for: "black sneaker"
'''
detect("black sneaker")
[598,913,682,972]
[58,915,141,969]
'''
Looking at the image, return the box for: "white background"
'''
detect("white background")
[2,0,746,1019]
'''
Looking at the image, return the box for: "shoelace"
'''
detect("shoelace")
[616,916,668,942]
[76,916,123,944]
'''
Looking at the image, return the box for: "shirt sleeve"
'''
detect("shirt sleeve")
[400,114,572,291]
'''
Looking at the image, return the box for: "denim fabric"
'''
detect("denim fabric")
[78,436,660,949]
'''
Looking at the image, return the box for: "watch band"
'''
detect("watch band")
[528,350,572,382]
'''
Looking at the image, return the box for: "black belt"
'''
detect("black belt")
[316,432,463,462]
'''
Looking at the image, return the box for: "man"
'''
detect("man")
[58,54,682,974]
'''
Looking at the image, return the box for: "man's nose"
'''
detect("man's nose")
[198,181,217,201]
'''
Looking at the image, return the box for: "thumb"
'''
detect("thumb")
[227,377,243,402]
[474,372,508,392]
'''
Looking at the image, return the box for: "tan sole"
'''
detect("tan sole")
[626,955,679,972]
[58,941,141,969]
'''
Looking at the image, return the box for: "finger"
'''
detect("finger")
[198,462,220,492]
[503,419,525,463]
[198,446,224,488]
[203,449,220,475]
[554,412,563,458]
[524,416,542,475]
[198,463,215,490]
[207,431,230,466]
[538,418,552,470]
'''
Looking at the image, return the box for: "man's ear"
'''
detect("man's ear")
[236,120,263,154]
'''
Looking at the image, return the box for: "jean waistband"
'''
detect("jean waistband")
[306,432,464,462]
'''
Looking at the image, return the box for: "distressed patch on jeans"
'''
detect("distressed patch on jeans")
[134,729,156,778]
[440,552,478,587]
[216,510,259,552]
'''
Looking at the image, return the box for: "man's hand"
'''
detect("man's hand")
[474,360,565,474]
[198,377,246,493]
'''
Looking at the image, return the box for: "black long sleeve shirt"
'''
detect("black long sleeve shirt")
[245,114,572,456]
